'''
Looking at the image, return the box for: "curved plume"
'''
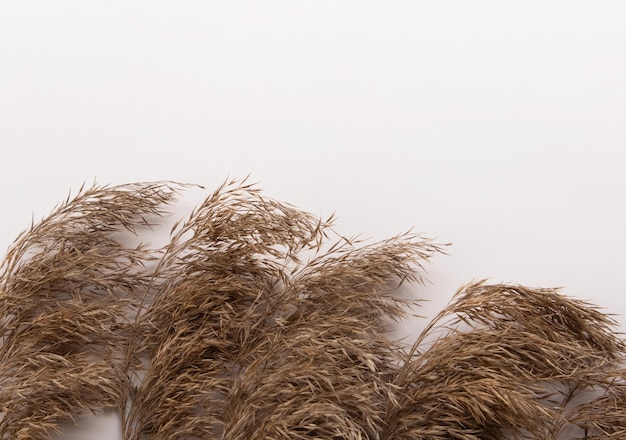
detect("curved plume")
[386,282,626,439]
[0,182,179,439]
[124,178,444,439]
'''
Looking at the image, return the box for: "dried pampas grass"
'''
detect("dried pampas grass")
[1,178,626,439]
[387,282,626,439]
[125,179,443,439]
[0,182,181,439]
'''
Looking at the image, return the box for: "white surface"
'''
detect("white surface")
[1,1,625,437]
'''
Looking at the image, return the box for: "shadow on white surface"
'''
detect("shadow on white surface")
[53,413,121,440]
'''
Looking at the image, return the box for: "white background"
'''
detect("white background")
[1,2,625,438]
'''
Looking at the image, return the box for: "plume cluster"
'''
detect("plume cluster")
[387,283,626,439]
[0,182,179,439]
[1,178,625,439]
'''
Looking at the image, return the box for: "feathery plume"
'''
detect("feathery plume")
[0,182,179,439]
[125,178,444,439]
[386,282,626,439]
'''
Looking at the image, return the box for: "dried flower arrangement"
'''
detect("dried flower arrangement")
[1,178,625,439]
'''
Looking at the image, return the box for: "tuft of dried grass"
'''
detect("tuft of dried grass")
[2,178,626,440]
[124,177,444,439]
[0,182,180,439]
[385,282,626,439]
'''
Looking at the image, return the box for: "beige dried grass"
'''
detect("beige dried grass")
[1,178,626,439]
[124,178,443,439]
[386,282,626,439]
[0,182,180,439]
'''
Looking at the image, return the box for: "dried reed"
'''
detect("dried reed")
[124,178,444,439]
[386,282,626,439]
[0,182,179,439]
[2,179,626,440]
